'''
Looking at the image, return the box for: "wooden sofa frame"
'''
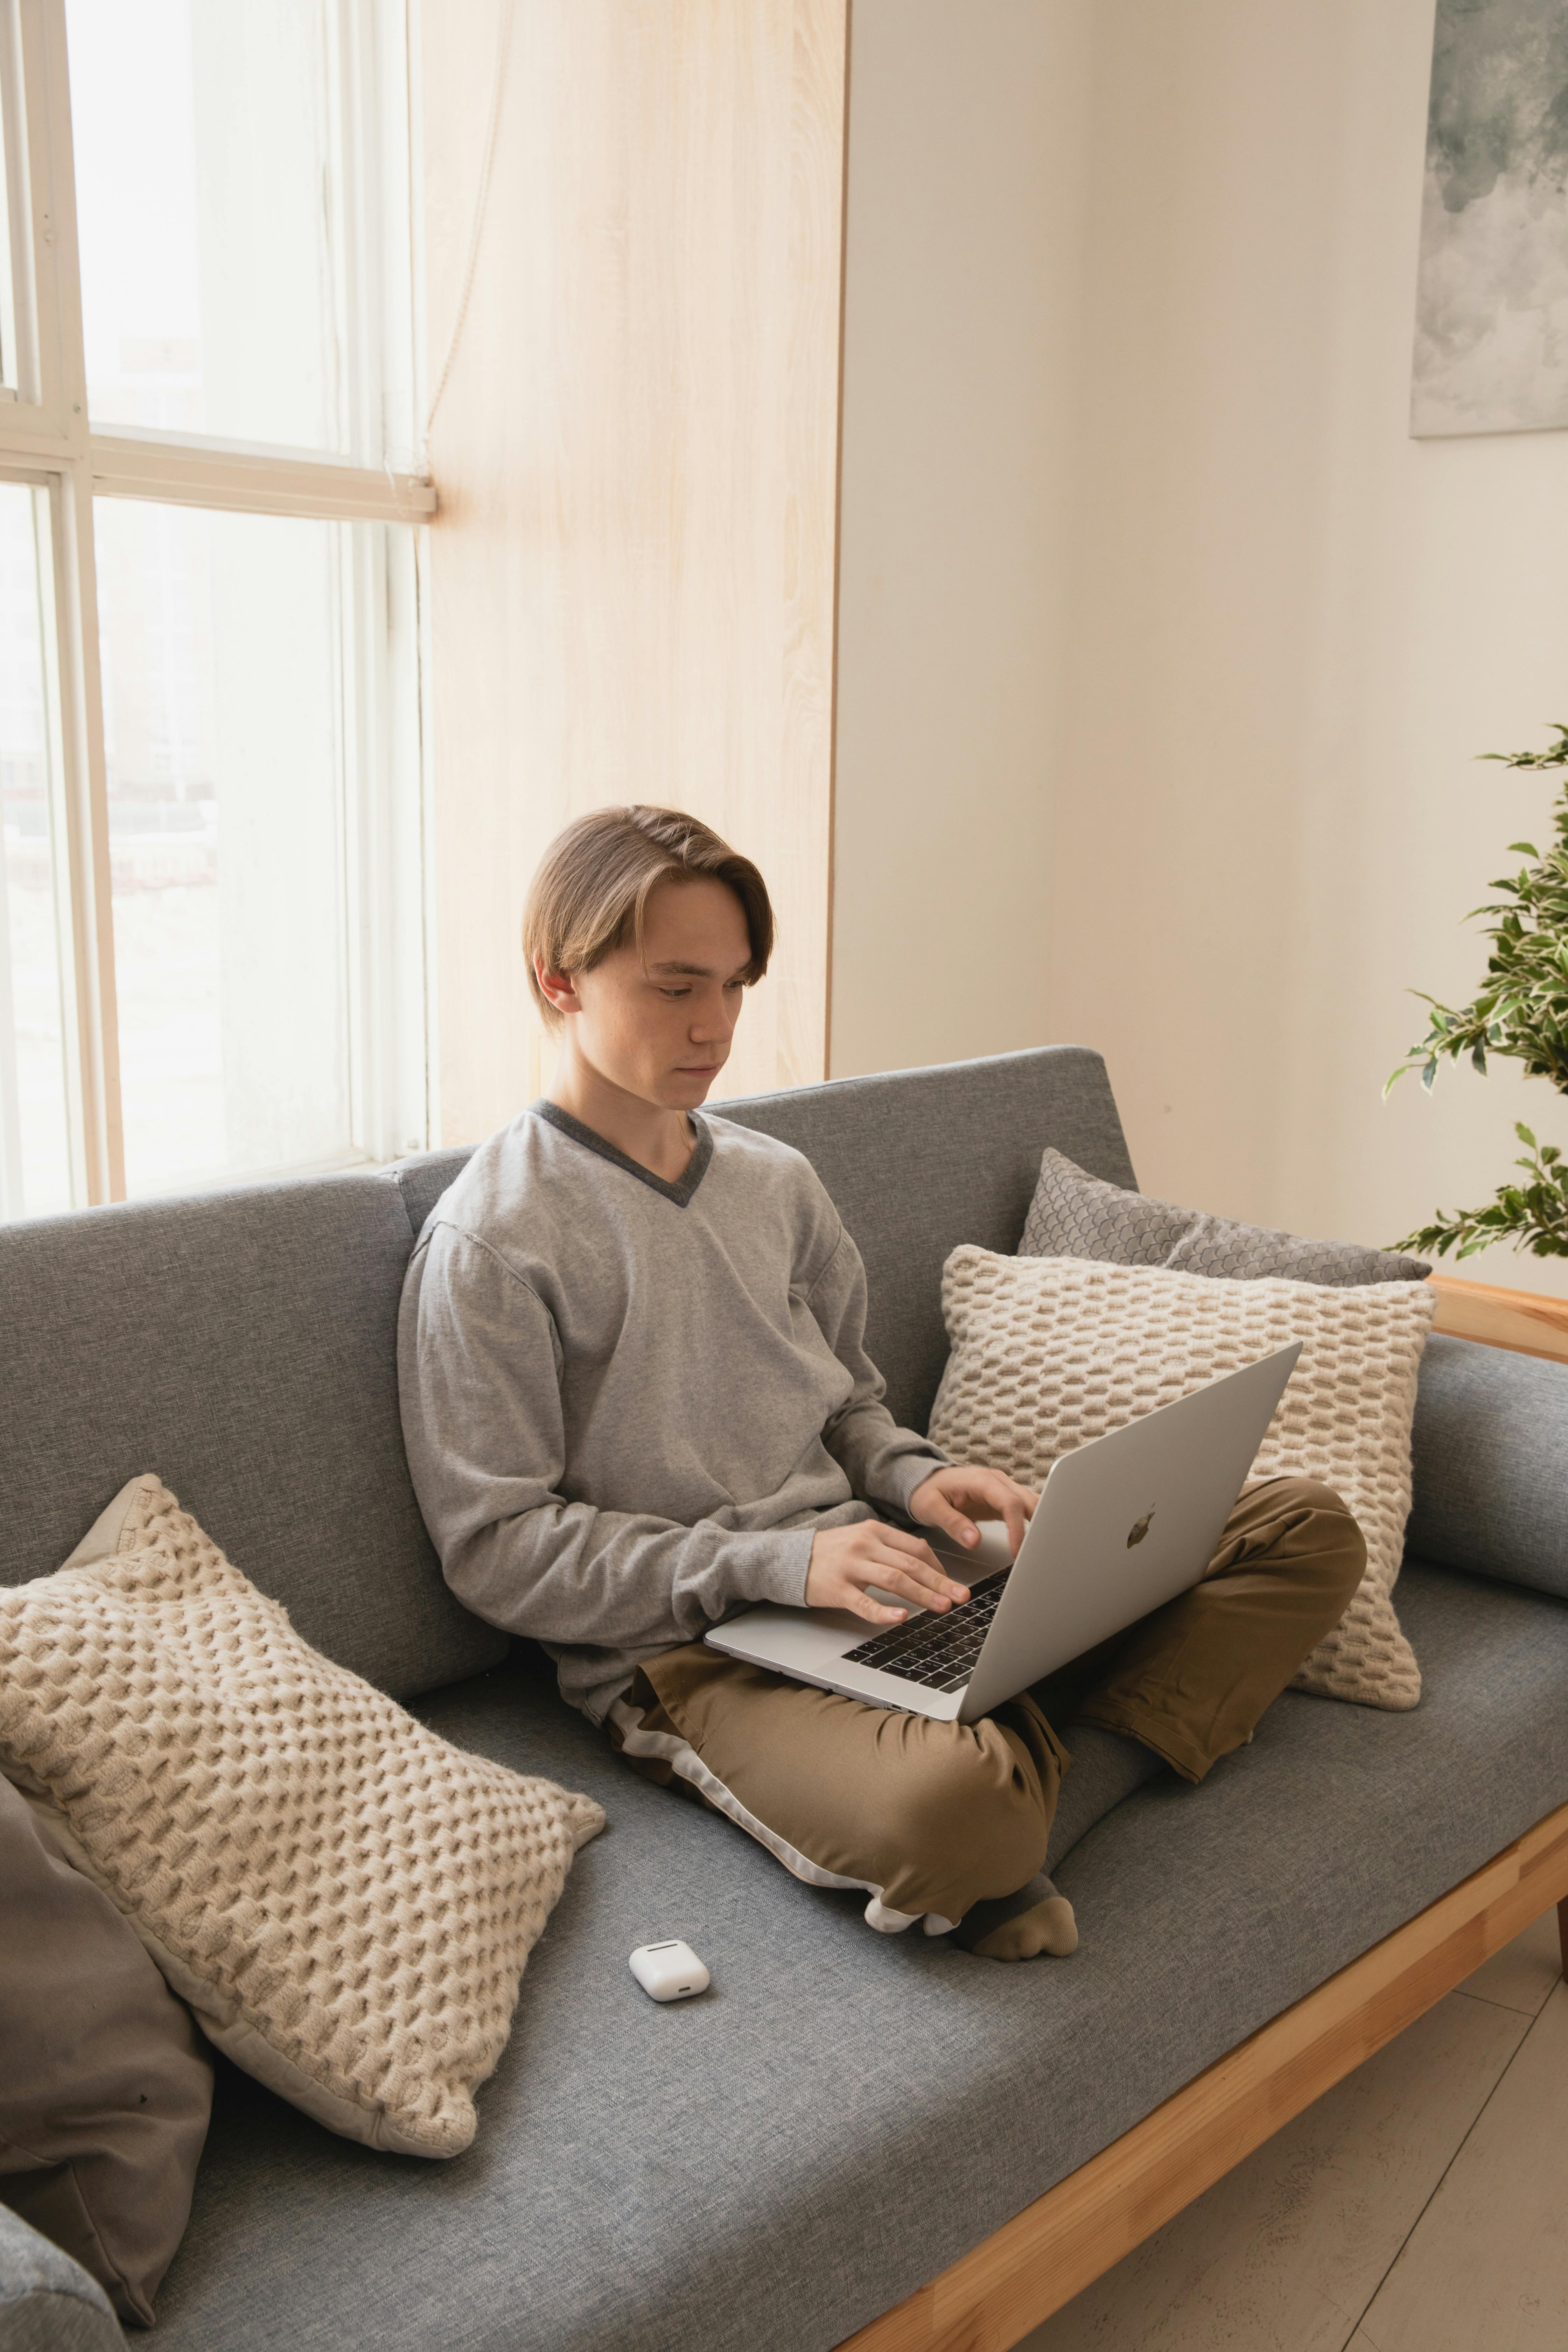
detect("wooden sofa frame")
[844,1272,1568,2352]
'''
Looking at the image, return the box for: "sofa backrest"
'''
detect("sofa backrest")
[393,1045,1138,1435]
[1,1046,1134,1698]
[0,1177,508,1700]
[723,1045,1138,1428]
[1408,1331,1568,1602]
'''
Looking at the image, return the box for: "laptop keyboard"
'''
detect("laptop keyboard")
[841,1568,1012,1693]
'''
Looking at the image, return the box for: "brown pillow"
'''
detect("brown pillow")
[0,1774,212,2326]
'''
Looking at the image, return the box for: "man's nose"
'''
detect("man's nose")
[689,997,734,1042]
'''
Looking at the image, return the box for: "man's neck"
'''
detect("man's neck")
[544,1050,695,1184]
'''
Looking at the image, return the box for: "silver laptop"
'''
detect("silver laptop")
[705,1343,1302,1725]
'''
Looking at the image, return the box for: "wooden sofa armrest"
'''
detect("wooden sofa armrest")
[1429,1272,1568,1366]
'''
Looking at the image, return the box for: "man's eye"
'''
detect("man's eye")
[659,987,692,999]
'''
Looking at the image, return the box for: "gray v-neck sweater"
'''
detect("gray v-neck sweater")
[397,1101,946,1723]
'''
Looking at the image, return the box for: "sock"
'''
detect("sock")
[952,1874,1078,1961]
[863,1896,921,1934]
[1044,1724,1167,1877]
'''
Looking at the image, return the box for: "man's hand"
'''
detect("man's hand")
[805,1522,971,1627]
[909,1464,1040,1560]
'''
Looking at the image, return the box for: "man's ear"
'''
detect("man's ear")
[534,958,582,1018]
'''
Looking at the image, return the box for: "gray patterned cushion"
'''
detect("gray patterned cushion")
[1019,1150,1430,1286]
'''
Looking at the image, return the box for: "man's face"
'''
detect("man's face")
[557,876,753,1110]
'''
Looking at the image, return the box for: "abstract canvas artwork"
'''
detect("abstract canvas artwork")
[1411,0,1568,438]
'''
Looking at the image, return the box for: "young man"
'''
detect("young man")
[398,806,1366,1960]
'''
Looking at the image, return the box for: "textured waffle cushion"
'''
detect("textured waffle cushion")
[927,1251,1437,1710]
[0,1477,604,2160]
[1020,1148,1431,1286]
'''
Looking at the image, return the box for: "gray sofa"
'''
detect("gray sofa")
[4,1044,1568,2352]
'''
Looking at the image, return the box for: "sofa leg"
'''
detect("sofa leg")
[1560,1897,1568,1984]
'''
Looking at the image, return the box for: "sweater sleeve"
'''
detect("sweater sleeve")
[804,1225,949,1513]
[397,1225,814,1660]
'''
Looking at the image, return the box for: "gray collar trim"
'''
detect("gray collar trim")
[528,1100,714,1207]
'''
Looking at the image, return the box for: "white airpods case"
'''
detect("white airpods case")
[629,1939,710,2002]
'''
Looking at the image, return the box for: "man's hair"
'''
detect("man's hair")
[523,805,775,1030]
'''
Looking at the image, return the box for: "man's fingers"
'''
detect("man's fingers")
[870,1547,969,1609]
[873,1567,946,1611]
[847,1587,905,1625]
[877,1525,945,1566]
[874,1525,971,1594]
[869,1534,965,1599]
[918,1494,981,1551]
[964,1471,1038,1515]
[934,1472,1040,1558]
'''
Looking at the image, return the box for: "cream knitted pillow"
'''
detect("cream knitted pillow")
[0,1476,604,2158]
[927,1251,1437,1711]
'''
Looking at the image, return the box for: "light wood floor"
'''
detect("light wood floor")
[1021,1907,1567,2352]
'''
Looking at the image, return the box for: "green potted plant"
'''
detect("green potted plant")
[1388,723,1568,1261]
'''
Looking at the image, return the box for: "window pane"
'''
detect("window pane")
[0,482,73,1218]
[68,0,362,454]
[94,499,352,1195]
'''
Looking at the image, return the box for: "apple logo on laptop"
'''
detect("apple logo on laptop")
[1126,1510,1155,1549]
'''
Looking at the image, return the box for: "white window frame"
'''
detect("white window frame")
[0,0,435,1209]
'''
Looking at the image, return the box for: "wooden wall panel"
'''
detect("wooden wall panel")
[421,0,846,1143]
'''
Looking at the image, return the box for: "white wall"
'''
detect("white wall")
[835,0,1568,1295]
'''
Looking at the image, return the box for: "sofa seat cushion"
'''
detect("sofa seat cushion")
[141,1562,1568,2352]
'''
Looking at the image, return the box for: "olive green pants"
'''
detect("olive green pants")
[608,1476,1366,1930]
